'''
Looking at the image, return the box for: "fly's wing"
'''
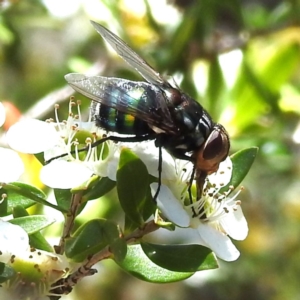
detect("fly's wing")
[65,73,178,134]
[90,21,168,87]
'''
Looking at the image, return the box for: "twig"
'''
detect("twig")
[51,220,160,297]
[55,192,84,255]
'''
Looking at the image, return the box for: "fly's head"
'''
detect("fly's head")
[193,124,230,197]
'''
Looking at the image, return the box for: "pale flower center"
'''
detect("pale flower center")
[1,248,69,300]
[45,98,102,163]
[187,184,243,223]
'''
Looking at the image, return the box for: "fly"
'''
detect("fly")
[64,20,230,201]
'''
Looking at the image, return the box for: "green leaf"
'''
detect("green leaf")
[54,189,88,216]
[12,206,53,252]
[222,147,258,192]
[34,152,44,165]
[110,238,127,263]
[9,216,55,235]
[0,182,66,214]
[117,148,149,227]
[29,232,53,252]
[83,177,116,201]
[142,186,156,221]
[141,243,218,272]
[65,218,121,262]
[0,263,4,275]
[54,188,72,212]
[0,263,15,283]
[7,182,46,202]
[12,205,29,218]
[117,244,194,283]
[0,183,38,216]
[124,215,138,233]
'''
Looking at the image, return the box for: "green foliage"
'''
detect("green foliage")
[0,264,15,284]
[0,183,42,216]
[0,182,65,214]
[83,177,116,201]
[220,147,258,193]
[141,242,218,272]
[117,148,155,229]
[230,147,258,187]
[116,244,194,283]
[65,219,126,262]
[54,188,73,212]
[9,215,55,235]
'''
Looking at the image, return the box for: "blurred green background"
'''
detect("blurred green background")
[1,0,300,299]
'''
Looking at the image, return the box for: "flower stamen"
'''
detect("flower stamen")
[187,183,244,223]
[76,99,82,124]
[0,193,7,204]
[54,104,63,133]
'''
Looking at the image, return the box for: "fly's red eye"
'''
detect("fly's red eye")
[203,128,229,161]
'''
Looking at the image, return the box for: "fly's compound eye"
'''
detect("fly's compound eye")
[202,127,230,162]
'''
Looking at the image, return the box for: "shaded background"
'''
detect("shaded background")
[1,0,300,299]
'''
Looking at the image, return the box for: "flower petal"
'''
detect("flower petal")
[6,119,60,153]
[151,183,190,227]
[40,160,93,188]
[43,144,68,162]
[0,220,29,262]
[0,148,24,182]
[26,249,70,283]
[141,149,176,180]
[175,226,207,246]
[220,206,248,240]
[208,157,232,189]
[92,145,119,181]
[106,157,119,181]
[196,223,240,261]
[127,141,177,181]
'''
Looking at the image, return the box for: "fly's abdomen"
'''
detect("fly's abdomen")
[94,104,151,135]
[91,79,160,136]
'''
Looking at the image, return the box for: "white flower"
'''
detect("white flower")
[6,99,117,189]
[0,102,24,182]
[150,157,248,262]
[0,220,71,300]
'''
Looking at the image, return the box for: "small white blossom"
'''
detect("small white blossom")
[0,220,71,300]
[0,102,24,182]
[6,119,60,154]
[150,157,248,262]
[6,99,116,188]
[0,147,24,183]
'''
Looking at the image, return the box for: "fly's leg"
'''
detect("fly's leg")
[188,165,198,217]
[152,145,162,203]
